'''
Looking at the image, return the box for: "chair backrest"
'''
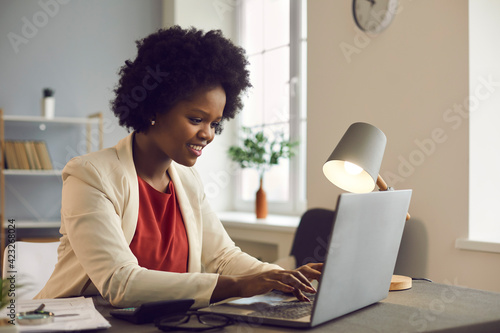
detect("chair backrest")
[290,208,336,267]
[2,241,59,300]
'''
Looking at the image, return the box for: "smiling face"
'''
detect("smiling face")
[145,84,226,167]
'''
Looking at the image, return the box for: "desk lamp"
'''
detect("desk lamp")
[323,122,411,291]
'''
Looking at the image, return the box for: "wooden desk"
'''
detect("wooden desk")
[217,211,300,262]
[90,281,500,332]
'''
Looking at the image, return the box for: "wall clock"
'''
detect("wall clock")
[353,0,398,34]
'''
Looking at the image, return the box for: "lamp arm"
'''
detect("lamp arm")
[376,174,389,191]
[377,174,411,221]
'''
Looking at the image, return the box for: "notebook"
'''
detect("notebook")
[199,189,412,328]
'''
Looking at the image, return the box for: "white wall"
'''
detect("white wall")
[308,0,500,292]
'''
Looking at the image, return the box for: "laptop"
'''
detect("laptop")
[199,189,412,328]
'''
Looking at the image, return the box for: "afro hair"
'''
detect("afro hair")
[110,25,251,134]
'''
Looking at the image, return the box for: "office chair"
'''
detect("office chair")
[289,208,336,268]
[2,241,59,300]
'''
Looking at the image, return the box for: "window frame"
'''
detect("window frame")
[455,0,500,252]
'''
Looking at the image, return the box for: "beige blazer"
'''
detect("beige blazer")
[36,133,280,308]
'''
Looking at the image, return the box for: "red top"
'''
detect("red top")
[129,176,189,273]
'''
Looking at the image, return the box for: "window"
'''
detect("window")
[458,0,500,251]
[233,0,307,215]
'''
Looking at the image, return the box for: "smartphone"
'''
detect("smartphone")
[110,299,194,324]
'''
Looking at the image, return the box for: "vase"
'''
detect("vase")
[41,96,55,119]
[255,176,268,219]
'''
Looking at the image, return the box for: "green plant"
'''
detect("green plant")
[227,126,299,179]
[0,278,12,310]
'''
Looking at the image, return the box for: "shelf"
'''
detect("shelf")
[455,238,500,254]
[3,169,62,176]
[3,115,100,125]
[0,110,103,252]
[3,220,60,229]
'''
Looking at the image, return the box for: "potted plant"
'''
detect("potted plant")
[228,126,298,219]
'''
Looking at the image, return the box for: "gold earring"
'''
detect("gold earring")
[151,119,156,125]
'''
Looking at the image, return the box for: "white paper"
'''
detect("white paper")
[0,297,110,332]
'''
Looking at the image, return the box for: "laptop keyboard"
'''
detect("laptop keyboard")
[249,300,314,319]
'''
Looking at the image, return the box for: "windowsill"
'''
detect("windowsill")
[455,238,500,254]
[216,211,300,233]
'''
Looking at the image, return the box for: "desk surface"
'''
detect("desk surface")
[89,281,500,333]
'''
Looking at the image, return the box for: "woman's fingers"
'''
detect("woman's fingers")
[271,270,315,302]
[269,269,317,296]
[296,263,323,281]
[306,262,324,273]
[293,289,311,302]
[235,264,323,302]
[278,265,324,301]
[285,270,316,292]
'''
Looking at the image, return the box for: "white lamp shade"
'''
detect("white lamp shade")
[323,122,387,193]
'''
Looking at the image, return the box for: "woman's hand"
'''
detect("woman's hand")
[291,263,323,301]
[211,263,323,303]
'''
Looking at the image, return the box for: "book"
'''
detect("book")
[4,141,19,169]
[34,141,53,170]
[28,141,42,170]
[3,140,54,171]
[24,141,37,170]
[14,141,30,170]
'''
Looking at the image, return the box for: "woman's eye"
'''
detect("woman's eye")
[211,121,220,128]
[190,118,202,124]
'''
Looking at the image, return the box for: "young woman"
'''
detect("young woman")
[36,26,321,308]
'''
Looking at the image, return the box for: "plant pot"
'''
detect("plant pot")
[0,318,17,332]
[256,177,268,219]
